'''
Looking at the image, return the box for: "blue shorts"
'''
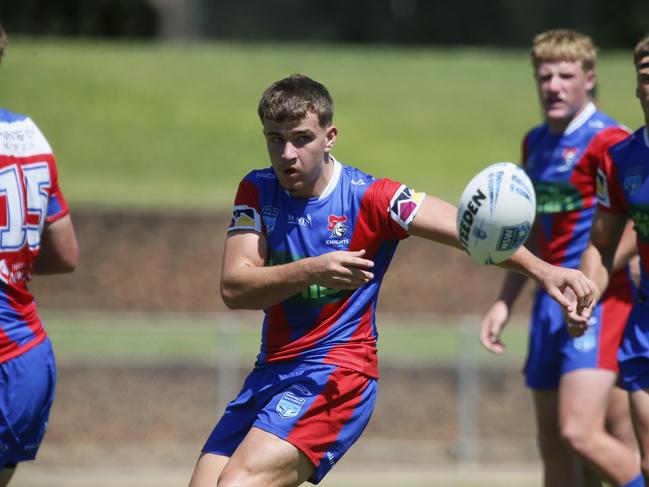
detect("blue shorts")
[618,296,649,391]
[0,338,56,468]
[525,288,630,389]
[202,361,378,484]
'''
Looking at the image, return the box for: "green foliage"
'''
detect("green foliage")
[1,39,643,209]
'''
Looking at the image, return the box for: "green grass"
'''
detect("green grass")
[41,310,529,363]
[0,39,644,209]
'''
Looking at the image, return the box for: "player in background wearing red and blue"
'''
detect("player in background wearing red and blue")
[188,74,596,487]
[479,30,643,487]
[0,25,78,486]
[567,33,649,485]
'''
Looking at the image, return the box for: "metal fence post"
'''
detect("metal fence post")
[456,314,479,468]
[216,315,239,415]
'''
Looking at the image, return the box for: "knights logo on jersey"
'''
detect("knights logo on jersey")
[389,185,425,231]
[229,205,262,233]
[557,147,579,172]
[596,167,611,208]
[261,206,279,236]
[623,166,643,195]
[327,215,348,238]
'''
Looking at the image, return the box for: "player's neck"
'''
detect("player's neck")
[309,155,335,198]
[547,102,593,135]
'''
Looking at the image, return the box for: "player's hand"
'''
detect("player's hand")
[540,266,596,316]
[479,300,510,355]
[309,249,375,289]
[562,287,594,338]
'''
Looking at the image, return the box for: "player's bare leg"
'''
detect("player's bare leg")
[559,369,641,485]
[0,466,15,487]
[581,389,641,486]
[189,427,314,487]
[534,389,583,486]
[629,388,649,482]
[189,452,229,487]
[607,386,639,457]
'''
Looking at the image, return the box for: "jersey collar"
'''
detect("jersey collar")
[316,156,341,200]
[564,102,596,136]
[643,126,649,148]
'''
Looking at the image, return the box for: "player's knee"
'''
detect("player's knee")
[217,465,257,487]
[560,418,596,454]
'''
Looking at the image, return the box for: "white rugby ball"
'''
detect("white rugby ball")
[456,162,536,265]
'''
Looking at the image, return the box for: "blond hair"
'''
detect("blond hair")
[634,33,649,67]
[531,29,597,71]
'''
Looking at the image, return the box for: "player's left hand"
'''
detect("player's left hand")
[540,265,596,319]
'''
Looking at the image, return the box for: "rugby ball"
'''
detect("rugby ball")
[456,162,536,265]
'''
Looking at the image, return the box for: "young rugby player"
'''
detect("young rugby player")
[479,30,642,487]
[189,73,595,487]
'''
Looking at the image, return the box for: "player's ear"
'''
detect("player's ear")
[584,69,596,94]
[324,125,337,152]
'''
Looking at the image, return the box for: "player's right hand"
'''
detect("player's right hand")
[309,249,375,290]
[479,300,510,355]
[562,286,594,338]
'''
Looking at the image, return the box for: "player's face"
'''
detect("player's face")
[263,111,337,198]
[637,55,649,125]
[535,60,595,132]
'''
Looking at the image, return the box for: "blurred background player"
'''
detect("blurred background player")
[570,33,649,484]
[0,24,79,486]
[479,29,642,486]
[188,73,595,487]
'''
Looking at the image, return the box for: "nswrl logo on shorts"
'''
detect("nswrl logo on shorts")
[276,391,306,419]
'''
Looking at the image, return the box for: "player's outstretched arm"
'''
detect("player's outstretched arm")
[33,215,79,275]
[407,195,463,248]
[220,231,375,310]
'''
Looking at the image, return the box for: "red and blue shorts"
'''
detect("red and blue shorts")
[524,285,632,390]
[201,361,377,484]
[0,338,56,468]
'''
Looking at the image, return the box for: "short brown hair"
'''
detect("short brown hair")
[531,29,597,71]
[0,24,6,65]
[258,74,334,128]
[634,33,649,67]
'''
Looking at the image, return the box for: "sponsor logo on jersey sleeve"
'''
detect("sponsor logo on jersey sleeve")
[261,206,279,236]
[596,167,611,207]
[389,185,425,230]
[228,205,261,232]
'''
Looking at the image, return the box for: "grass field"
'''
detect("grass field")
[41,310,530,364]
[1,39,644,209]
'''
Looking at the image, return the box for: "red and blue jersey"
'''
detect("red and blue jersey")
[0,109,69,363]
[228,158,425,378]
[523,104,630,280]
[598,126,649,298]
